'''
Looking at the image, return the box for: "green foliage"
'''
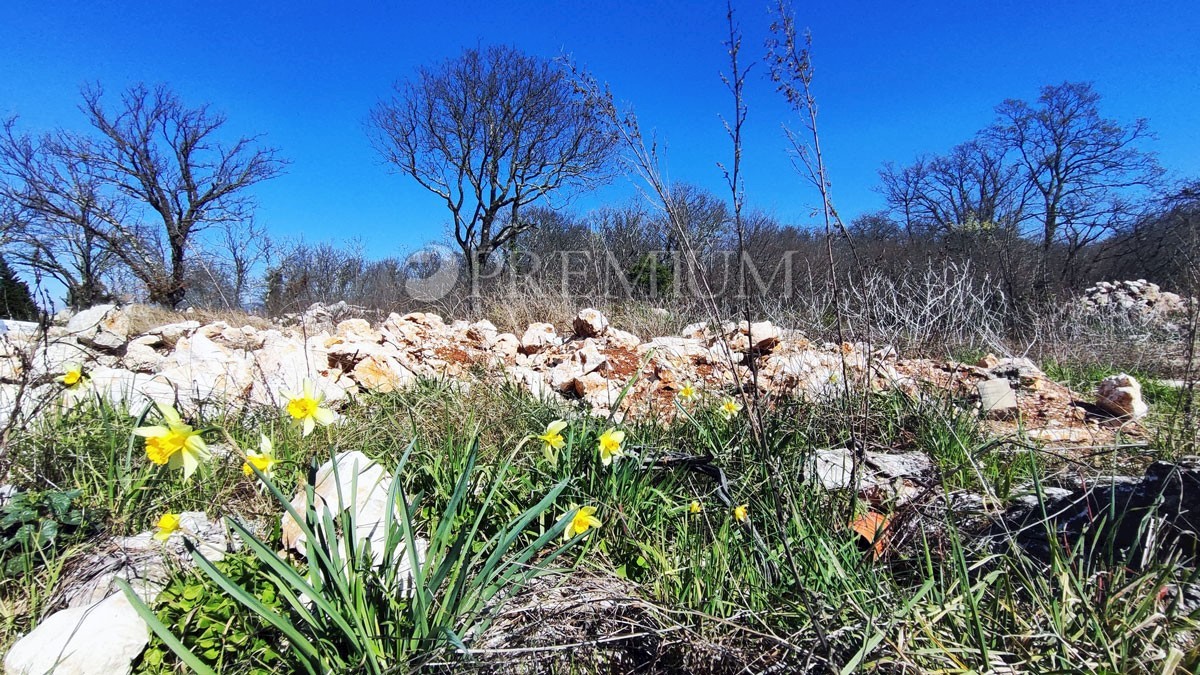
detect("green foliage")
[629,252,673,297]
[136,555,287,675]
[0,254,38,321]
[0,488,87,576]
[126,439,581,673]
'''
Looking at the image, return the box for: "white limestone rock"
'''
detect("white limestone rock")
[572,308,609,338]
[65,304,129,352]
[1096,373,1149,419]
[520,323,559,354]
[4,592,148,675]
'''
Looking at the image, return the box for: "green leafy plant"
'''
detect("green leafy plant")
[122,438,584,673]
[136,554,286,674]
[0,488,87,576]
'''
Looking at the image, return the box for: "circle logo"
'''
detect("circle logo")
[403,245,460,301]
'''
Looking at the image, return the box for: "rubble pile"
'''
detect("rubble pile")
[1077,279,1190,325]
[0,304,1150,445]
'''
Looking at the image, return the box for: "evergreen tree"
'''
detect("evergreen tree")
[0,255,39,321]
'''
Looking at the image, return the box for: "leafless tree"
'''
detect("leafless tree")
[0,120,122,308]
[213,217,272,308]
[879,138,1029,236]
[988,81,1163,288]
[369,45,619,285]
[73,83,286,307]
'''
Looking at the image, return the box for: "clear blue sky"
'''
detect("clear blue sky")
[2,1,1197,260]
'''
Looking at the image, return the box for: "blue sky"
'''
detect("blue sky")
[2,1,1197,260]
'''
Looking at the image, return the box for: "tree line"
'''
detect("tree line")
[0,44,1195,319]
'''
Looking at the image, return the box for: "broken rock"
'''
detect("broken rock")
[572,308,610,338]
[66,304,129,352]
[1096,373,1149,419]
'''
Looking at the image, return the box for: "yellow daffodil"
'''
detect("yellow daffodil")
[153,512,181,542]
[733,504,749,522]
[60,364,87,389]
[283,379,335,436]
[598,428,626,466]
[242,435,277,480]
[689,500,703,514]
[537,420,567,452]
[677,381,698,403]
[134,402,210,481]
[564,505,602,540]
[719,398,743,420]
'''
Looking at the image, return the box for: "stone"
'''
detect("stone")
[520,323,559,354]
[465,320,498,344]
[353,354,415,393]
[606,328,641,350]
[53,511,227,610]
[281,451,394,560]
[811,448,931,505]
[488,333,520,359]
[741,320,781,352]
[65,304,129,352]
[155,332,255,406]
[122,335,164,373]
[281,451,426,580]
[975,353,1000,369]
[85,367,178,415]
[1096,373,1149,419]
[572,308,610,338]
[680,321,710,340]
[4,592,148,675]
[146,320,200,347]
[977,378,1017,418]
[335,318,377,342]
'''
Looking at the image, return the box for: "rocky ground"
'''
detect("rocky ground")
[0,303,1155,451]
[0,299,1194,674]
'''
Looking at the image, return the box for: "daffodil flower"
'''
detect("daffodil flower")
[733,504,749,522]
[283,379,335,436]
[564,505,602,540]
[719,398,743,420]
[677,382,698,403]
[598,428,626,466]
[689,500,703,514]
[154,512,181,542]
[242,434,277,481]
[538,420,567,452]
[134,402,210,481]
[60,364,88,389]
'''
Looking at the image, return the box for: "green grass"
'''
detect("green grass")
[2,376,1198,673]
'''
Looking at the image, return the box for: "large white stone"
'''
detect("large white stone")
[4,592,148,675]
[154,332,255,406]
[1096,373,1149,419]
[572,308,609,338]
[520,323,559,354]
[65,304,129,351]
[282,451,393,558]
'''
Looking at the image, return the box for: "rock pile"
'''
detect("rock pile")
[0,304,1149,446]
[1078,279,1190,324]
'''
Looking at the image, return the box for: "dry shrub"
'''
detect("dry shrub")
[452,573,794,674]
[123,304,272,336]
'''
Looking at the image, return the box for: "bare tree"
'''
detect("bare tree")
[73,83,286,307]
[369,45,619,285]
[879,139,1029,236]
[0,120,122,308]
[214,217,272,308]
[988,81,1163,288]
